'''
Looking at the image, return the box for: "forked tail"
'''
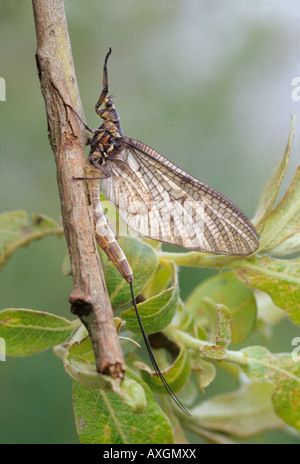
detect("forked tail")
[129,282,191,416]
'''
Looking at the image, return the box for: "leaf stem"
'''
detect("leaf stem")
[158,251,247,269]
[163,326,250,366]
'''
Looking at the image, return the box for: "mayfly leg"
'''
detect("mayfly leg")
[65,102,97,134]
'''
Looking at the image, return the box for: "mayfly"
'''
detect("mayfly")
[66,48,259,416]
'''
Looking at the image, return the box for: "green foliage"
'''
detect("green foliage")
[234,256,300,325]
[0,119,299,444]
[185,271,256,344]
[72,370,173,444]
[0,210,63,270]
[0,308,78,356]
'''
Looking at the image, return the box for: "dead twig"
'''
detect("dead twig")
[32,0,125,380]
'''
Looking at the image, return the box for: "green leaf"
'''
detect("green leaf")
[198,305,232,359]
[64,334,120,388]
[190,383,284,437]
[121,284,179,334]
[0,210,63,270]
[234,256,300,325]
[215,304,232,347]
[158,249,243,269]
[120,378,148,413]
[100,237,158,308]
[63,335,147,413]
[72,369,174,444]
[136,346,191,394]
[193,358,216,391]
[175,300,196,332]
[252,115,294,234]
[255,290,285,338]
[269,233,300,257]
[0,308,76,356]
[259,164,300,253]
[185,271,257,344]
[143,262,176,300]
[240,346,300,432]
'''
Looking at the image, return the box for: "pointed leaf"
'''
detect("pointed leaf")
[252,116,294,233]
[0,308,76,356]
[259,165,300,252]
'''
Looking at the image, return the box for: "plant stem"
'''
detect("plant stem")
[164,326,250,366]
[158,251,246,269]
[32,0,125,380]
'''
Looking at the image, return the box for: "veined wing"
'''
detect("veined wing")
[102,138,259,255]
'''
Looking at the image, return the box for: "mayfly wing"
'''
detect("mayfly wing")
[102,138,259,256]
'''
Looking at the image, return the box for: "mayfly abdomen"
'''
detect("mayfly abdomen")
[86,164,133,283]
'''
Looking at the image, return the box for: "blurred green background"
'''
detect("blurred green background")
[0,0,299,444]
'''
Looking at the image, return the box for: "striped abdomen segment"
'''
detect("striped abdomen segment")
[87,163,133,283]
